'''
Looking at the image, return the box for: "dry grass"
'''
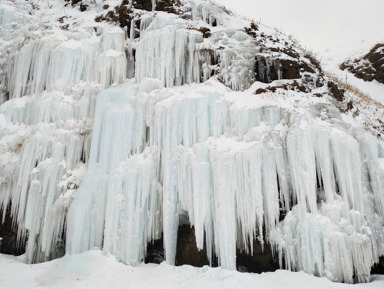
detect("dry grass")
[324,72,383,108]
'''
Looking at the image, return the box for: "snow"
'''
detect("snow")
[1,250,384,289]
[321,40,384,105]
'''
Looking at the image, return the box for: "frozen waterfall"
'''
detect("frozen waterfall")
[0,0,383,285]
[0,24,129,263]
[66,78,384,283]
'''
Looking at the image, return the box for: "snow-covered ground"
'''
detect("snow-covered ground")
[1,250,384,289]
[320,38,384,105]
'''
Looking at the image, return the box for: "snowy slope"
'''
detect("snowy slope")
[321,38,384,105]
[0,0,383,286]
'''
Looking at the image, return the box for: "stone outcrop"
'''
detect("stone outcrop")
[341,43,384,84]
[0,207,25,255]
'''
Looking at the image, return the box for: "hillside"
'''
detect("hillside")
[340,43,384,84]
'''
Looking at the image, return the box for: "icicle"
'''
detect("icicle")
[103,150,161,265]
[0,25,132,263]
[271,200,374,283]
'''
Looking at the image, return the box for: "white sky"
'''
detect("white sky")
[217,0,384,54]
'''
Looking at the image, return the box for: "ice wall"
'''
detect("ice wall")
[66,78,384,283]
[135,9,258,90]
[0,26,129,263]
[8,28,126,99]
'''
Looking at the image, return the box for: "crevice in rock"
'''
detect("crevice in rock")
[0,205,25,255]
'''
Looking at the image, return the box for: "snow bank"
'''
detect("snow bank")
[1,250,384,289]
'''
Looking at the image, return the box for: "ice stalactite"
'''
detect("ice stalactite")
[8,28,126,100]
[135,11,259,91]
[135,14,204,87]
[65,80,162,256]
[189,0,229,27]
[0,26,130,263]
[214,30,258,91]
[103,151,162,265]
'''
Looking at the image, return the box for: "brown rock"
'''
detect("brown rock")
[175,225,210,267]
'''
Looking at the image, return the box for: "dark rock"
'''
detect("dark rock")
[155,0,181,14]
[70,0,82,6]
[255,88,268,94]
[280,59,314,79]
[145,237,165,264]
[237,240,280,273]
[95,3,134,30]
[244,22,258,38]
[115,4,133,28]
[291,80,307,92]
[327,81,345,101]
[316,77,324,87]
[254,58,274,83]
[175,225,211,267]
[174,225,278,273]
[371,257,384,275]
[133,0,153,11]
[79,4,88,12]
[281,47,300,59]
[340,43,384,84]
[0,206,25,255]
[198,27,211,38]
[255,57,316,84]
[346,100,354,111]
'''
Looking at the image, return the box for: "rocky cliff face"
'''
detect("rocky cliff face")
[340,43,384,84]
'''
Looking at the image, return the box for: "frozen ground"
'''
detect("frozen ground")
[1,250,384,289]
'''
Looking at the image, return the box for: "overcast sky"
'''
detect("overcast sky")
[217,0,384,53]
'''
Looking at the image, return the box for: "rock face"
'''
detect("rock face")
[371,257,384,275]
[154,225,279,273]
[134,0,153,11]
[0,207,25,255]
[340,43,384,84]
[145,238,165,264]
[175,225,211,267]
[237,240,279,273]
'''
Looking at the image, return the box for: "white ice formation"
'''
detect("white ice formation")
[0,0,383,284]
